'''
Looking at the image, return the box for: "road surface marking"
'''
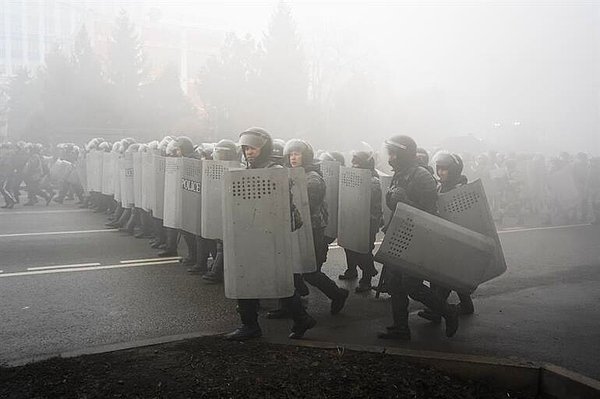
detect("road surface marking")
[0,270,3,273]
[27,262,102,271]
[120,257,181,264]
[0,260,181,279]
[497,223,590,234]
[0,209,89,216]
[0,229,118,238]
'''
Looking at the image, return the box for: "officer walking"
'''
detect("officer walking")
[377,135,459,341]
[225,128,316,341]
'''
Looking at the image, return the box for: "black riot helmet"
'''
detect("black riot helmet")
[416,147,430,167]
[213,139,239,161]
[283,139,314,167]
[271,139,286,164]
[434,152,464,178]
[176,136,195,157]
[238,127,273,166]
[385,135,417,170]
[351,143,375,170]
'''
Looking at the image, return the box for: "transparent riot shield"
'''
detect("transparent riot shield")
[141,152,154,212]
[320,160,340,239]
[437,179,507,283]
[153,155,166,219]
[379,172,393,226]
[337,166,372,254]
[201,160,242,239]
[223,168,294,299]
[289,168,317,274]
[181,158,203,235]
[374,201,496,292]
[133,152,143,208]
[163,157,183,229]
[102,152,114,195]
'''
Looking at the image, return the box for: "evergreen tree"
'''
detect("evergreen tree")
[72,25,111,128]
[140,66,195,135]
[198,32,263,137]
[40,47,76,134]
[259,2,308,137]
[6,68,43,140]
[107,10,145,128]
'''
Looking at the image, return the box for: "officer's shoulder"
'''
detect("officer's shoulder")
[413,166,437,185]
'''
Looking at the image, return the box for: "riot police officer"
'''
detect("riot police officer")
[418,152,474,323]
[225,127,316,341]
[377,135,459,341]
[340,147,383,292]
[267,139,349,319]
[202,139,242,283]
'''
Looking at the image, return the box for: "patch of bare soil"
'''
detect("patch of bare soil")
[0,336,536,398]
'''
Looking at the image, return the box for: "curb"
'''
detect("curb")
[8,333,600,399]
[266,339,600,399]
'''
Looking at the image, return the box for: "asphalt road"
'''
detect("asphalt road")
[1,202,599,380]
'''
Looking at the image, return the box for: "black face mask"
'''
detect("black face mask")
[388,151,413,171]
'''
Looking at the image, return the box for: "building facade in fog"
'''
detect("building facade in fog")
[0,1,222,90]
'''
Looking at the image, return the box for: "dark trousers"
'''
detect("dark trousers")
[0,178,15,205]
[181,231,197,261]
[387,267,449,328]
[164,227,178,251]
[238,294,307,327]
[26,180,49,202]
[344,248,377,284]
[302,227,340,300]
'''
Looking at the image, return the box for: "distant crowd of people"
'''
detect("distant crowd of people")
[1,141,598,229]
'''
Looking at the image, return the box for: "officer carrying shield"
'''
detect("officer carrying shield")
[339,147,383,292]
[418,152,475,323]
[267,139,349,319]
[377,135,459,341]
[225,128,316,341]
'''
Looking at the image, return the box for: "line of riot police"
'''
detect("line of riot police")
[66,128,512,343]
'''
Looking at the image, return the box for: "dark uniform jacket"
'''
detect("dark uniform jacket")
[438,175,468,194]
[304,163,328,231]
[386,163,438,218]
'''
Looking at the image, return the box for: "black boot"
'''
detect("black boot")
[288,314,317,340]
[330,288,349,315]
[443,304,460,338]
[377,325,411,340]
[158,228,178,257]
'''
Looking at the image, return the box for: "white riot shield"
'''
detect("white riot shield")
[181,158,203,235]
[133,152,143,208]
[223,168,294,299]
[121,154,135,208]
[375,202,496,292]
[163,157,183,229]
[87,151,102,192]
[379,173,393,226]
[437,179,507,283]
[153,155,166,219]
[85,153,94,192]
[201,160,242,239]
[320,161,340,239]
[102,152,114,195]
[337,167,372,254]
[289,168,317,274]
[113,154,121,203]
[141,152,154,212]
